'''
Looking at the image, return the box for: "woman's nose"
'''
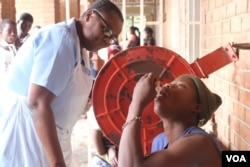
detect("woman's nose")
[159,84,170,94]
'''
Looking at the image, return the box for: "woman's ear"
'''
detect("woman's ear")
[192,103,202,114]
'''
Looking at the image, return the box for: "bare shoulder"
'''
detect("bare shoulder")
[141,134,221,167]
[168,134,222,166]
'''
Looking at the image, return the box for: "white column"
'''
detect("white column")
[65,0,70,21]
[122,0,126,42]
[159,0,163,47]
[140,0,144,46]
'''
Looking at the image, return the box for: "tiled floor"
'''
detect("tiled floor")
[71,116,89,167]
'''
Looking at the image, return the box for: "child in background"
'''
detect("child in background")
[0,19,18,117]
[15,12,33,49]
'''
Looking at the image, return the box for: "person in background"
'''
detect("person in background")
[118,73,222,167]
[90,51,105,77]
[0,0,123,166]
[0,19,18,75]
[143,26,155,46]
[88,105,118,167]
[82,51,104,118]
[107,42,121,59]
[0,19,18,117]
[123,26,140,49]
[15,12,34,49]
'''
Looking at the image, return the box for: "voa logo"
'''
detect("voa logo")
[226,154,247,163]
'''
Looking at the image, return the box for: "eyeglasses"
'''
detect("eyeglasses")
[93,9,118,45]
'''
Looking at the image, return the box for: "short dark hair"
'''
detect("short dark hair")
[0,19,16,31]
[130,26,140,37]
[81,0,123,22]
[18,13,33,23]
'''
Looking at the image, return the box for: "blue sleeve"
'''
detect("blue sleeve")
[30,25,77,96]
[151,132,168,153]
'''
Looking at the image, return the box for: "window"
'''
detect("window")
[188,0,201,62]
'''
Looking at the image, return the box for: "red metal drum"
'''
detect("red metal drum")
[92,46,196,155]
[92,43,239,155]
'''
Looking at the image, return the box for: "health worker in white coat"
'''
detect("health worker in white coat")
[0,1,123,167]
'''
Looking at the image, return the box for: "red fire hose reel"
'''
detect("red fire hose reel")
[92,43,245,155]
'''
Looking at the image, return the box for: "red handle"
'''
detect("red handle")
[190,43,239,78]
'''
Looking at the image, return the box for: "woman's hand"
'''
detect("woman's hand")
[131,73,158,108]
